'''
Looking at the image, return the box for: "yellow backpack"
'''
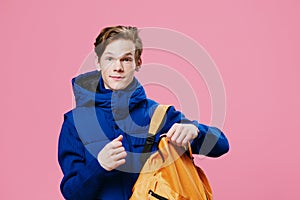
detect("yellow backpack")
[130,105,213,200]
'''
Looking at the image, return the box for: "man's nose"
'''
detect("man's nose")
[113,59,124,71]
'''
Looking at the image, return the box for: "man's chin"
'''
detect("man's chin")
[110,84,126,91]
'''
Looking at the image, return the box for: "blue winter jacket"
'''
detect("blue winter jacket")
[58,70,229,200]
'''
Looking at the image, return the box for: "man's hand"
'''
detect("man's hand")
[97,135,127,171]
[166,123,199,147]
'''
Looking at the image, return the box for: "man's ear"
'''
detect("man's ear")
[135,58,142,71]
[96,62,101,71]
[95,56,101,71]
[94,56,101,71]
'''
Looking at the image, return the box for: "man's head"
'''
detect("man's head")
[94,25,143,91]
[94,25,143,67]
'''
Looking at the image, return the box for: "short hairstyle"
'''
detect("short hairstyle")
[94,25,143,66]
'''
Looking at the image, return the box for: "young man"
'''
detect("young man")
[58,25,229,200]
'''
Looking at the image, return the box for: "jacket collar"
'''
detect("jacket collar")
[72,70,146,120]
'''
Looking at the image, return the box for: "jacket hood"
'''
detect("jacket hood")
[72,70,147,119]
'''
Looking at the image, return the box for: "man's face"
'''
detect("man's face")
[99,39,138,91]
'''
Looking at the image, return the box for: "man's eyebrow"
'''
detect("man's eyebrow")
[103,52,114,56]
[122,52,134,56]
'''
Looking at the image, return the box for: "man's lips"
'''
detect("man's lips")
[110,75,124,80]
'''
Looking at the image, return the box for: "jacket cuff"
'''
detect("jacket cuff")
[86,158,108,178]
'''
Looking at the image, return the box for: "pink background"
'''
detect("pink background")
[1,0,299,199]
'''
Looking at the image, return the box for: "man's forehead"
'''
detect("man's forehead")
[102,39,136,57]
[103,50,135,57]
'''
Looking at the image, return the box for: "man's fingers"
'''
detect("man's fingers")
[110,135,124,148]
[113,151,127,161]
[112,146,126,155]
[115,159,126,167]
[170,125,182,143]
[175,128,188,146]
[166,124,176,138]
[98,135,127,171]
[113,135,123,142]
[166,128,173,138]
[182,133,191,145]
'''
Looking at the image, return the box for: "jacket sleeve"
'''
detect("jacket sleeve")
[58,113,108,200]
[161,106,229,157]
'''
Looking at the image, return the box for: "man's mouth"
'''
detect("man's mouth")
[110,75,124,81]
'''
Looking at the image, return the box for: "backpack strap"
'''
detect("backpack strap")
[149,105,171,135]
[140,105,170,163]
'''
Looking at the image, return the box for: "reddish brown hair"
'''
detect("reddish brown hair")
[94,25,143,66]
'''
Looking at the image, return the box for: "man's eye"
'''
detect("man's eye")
[106,57,113,61]
[123,57,133,62]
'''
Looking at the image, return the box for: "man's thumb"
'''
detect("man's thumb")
[113,135,123,142]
